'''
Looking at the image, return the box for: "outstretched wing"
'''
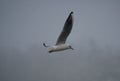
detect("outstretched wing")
[56,12,73,45]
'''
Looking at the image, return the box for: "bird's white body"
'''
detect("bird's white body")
[48,44,71,53]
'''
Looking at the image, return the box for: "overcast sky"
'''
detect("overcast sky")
[0,0,120,81]
[1,0,120,49]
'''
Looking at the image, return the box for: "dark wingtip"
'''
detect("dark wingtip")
[70,11,73,14]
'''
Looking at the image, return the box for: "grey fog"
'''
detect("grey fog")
[0,0,120,81]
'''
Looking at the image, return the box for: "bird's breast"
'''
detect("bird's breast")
[55,44,69,50]
[49,44,69,52]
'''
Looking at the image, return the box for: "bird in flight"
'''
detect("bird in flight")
[43,11,74,53]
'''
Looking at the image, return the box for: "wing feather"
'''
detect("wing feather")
[56,12,73,45]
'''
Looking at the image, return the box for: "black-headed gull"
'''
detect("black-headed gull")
[43,12,74,53]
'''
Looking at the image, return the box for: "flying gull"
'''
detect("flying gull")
[43,11,74,53]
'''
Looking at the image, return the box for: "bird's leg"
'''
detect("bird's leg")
[71,47,74,50]
[69,46,74,50]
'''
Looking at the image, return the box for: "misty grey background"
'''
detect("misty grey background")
[0,0,120,81]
